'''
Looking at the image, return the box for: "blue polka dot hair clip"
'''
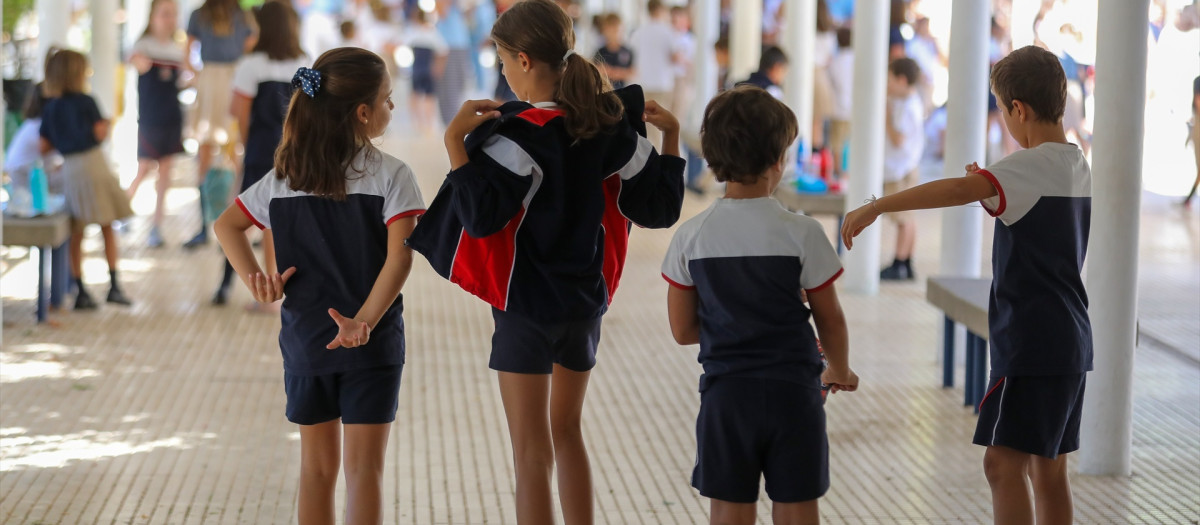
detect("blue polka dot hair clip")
[292,67,322,98]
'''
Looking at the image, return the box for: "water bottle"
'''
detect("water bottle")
[30,158,49,214]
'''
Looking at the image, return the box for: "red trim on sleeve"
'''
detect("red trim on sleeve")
[662,273,695,290]
[386,209,426,226]
[235,197,266,230]
[978,377,1006,410]
[805,268,844,293]
[976,169,1006,217]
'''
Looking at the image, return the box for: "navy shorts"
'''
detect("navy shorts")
[973,373,1086,459]
[693,378,829,503]
[489,308,602,374]
[284,365,404,425]
[412,72,435,95]
[137,123,184,160]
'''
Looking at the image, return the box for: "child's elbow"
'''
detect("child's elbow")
[671,325,700,346]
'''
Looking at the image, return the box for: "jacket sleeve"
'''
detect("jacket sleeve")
[610,124,686,229]
[445,130,539,238]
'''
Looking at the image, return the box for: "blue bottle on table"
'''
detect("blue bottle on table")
[30,158,48,214]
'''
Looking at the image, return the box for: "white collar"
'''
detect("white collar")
[530,101,558,108]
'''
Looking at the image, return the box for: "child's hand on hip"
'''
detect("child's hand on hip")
[821,366,859,394]
[643,101,679,134]
[326,309,372,349]
[249,266,296,304]
[445,100,502,143]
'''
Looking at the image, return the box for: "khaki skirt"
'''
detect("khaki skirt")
[62,147,134,230]
[192,63,237,144]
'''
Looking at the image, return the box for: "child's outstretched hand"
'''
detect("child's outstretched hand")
[643,101,679,134]
[249,266,296,304]
[840,203,881,250]
[821,366,859,394]
[445,99,502,142]
[965,162,981,174]
[326,308,371,349]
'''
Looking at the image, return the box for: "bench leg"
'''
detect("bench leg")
[49,243,68,309]
[943,317,955,388]
[36,245,50,323]
[972,334,987,413]
[964,333,976,407]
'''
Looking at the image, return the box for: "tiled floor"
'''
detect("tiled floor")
[2,131,1198,524]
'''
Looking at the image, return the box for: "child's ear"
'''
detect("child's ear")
[517,51,531,72]
[356,103,370,125]
[1012,99,1029,123]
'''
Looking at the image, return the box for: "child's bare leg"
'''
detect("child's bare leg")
[154,156,174,228]
[709,499,756,525]
[497,371,555,525]
[196,142,214,183]
[69,232,84,278]
[298,420,341,525]
[1030,453,1072,525]
[983,446,1034,525]
[343,423,390,525]
[772,499,820,525]
[550,364,593,525]
[100,226,120,270]
[895,219,916,260]
[128,159,154,199]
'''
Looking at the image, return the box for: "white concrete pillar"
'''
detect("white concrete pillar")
[36,0,73,80]
[783,0,816,165]
[939,0,989,279]
[689,0,720,132]
[1079,0,1149,477]
[90,0,119,117]
[841,0,889,295]
[729,0,763,83]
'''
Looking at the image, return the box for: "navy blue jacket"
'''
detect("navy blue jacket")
[409,86,685,322]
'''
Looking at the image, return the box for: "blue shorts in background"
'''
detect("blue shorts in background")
[489,308,602,374]
[284,364,404,425]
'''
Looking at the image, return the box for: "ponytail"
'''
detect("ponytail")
[492,0,624,141]
[556,53,623,140]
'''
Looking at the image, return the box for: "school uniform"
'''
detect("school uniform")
[973,142,1092,459]
[594,44,634,90]
[235,149,425,424]
[133,36,186,160]
[187,8,254,143]
[404,24,448,96]
[737,71,784,101]
[40,93,134,231]
[661,196,843,503]
[409,86,685,374]
[231,52,309,189]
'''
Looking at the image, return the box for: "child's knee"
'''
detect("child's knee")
[550,415,583,444]
[983,447,1030,485]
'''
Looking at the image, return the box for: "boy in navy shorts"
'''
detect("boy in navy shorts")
[842,45,1092,525]
[663,85,859,525]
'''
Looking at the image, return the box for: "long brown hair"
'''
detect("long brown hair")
[274,48,387,201]
[141,0,177,38]
[198,0,243,36]
[252,1,303,61]
[43,48,89,98]
[491,0,623,140]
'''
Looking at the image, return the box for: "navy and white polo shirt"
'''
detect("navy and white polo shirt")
[232,52,310,171]
[977,142,1093,377]
[132,36,185,127]
[236,150,426,376]
[662,197,843,392]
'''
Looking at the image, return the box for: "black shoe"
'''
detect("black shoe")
[183,229,208,249]
[212,286,228,306]
[75,292,98,310]
[880,263,911,281]
[106,287,132,306]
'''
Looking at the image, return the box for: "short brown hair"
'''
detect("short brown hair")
[888,57,920,86]
[701,85,799,184]
[990,45,1067,123]
[599,12,621,29]
[43,48,89,98]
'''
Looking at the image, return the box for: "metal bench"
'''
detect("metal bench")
[926,277,991,413]
[3,212,71,323]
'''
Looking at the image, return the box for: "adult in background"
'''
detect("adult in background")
[184,0,255,248]
[435,0,473,126]
[629,0,678,144]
